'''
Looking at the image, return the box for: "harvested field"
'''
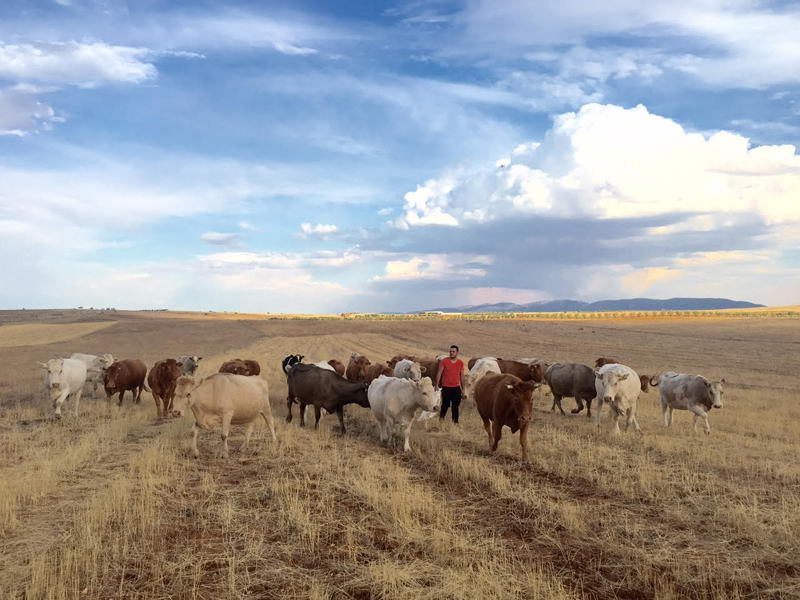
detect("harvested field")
[0,311,798,599]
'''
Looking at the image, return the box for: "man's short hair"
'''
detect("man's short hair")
[449,345,459,351]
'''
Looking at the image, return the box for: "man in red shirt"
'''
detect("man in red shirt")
[435,344,466,424]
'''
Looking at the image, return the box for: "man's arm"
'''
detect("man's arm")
[460,362,466,389]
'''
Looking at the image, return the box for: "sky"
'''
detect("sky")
[0,0,798,313]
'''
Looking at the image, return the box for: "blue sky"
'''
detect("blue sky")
[0,0,798,312]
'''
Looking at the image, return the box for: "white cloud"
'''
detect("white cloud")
[238,221,258,231]
[199,249,362,269]
[299,222,338,238]
[0,86,62,135]
[200,232,242,246]
[0,41,158,87]
[394,103,800,228]
[371,254,492,282]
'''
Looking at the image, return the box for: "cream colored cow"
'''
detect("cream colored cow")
[172,373,277,458]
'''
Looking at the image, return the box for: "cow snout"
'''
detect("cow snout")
[431,404,440,413]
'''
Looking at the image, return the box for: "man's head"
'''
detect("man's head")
[449,345,459,358]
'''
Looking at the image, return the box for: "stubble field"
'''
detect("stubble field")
[0,310,798,599]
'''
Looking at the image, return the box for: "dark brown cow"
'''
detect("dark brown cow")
[475,373,539,461]
[417,357,442,381]
[327,359,346,377]
[219,358,260,376]
[496,359,546,383]
[103,359,147,406]
[595,357,619,368]
[147,358,182,417]
[638,375,651,393]
[286,363,370,434]
[364,362,393,383]
[345,353,371,381]
[387,354,416,369]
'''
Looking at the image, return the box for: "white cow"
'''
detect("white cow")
[368,376,440,451]
[312,360,336,372]
[463,357,502,402]
[652,372,725,434]
[393,359,425,382]
[69,352,114,396]
[39,358,88,418]
[594,363,642,434]
[172,373,277,458]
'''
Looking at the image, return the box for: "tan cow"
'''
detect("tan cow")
[172,373,277,458]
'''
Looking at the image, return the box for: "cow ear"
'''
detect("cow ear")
[197,356,203,361]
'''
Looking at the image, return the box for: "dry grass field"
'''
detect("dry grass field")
[1,311,798,599]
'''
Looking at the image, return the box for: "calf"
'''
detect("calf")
[651,372,724,434]
[368,376,440,451]
[103,359,147,406]
[475,373,539,461]
[148,358,183,417]
[594,363,642,434]
[345,353,371,381]
[172,374,277,458]
[40,358,88,418]
[544,363,597,416]
[286,363,370,434]
[176,355,202,376]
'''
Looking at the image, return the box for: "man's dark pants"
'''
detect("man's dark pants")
[439,386,462,423]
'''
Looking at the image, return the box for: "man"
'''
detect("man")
[435,344,466,424]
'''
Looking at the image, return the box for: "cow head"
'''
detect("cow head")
[639,375,650,393]
[348,353,371,381]
[171,375,198,417]
[103,362,122,395]
[529,362,546,383]
[505,380,539,424]
[595,368,629,403]
[415,377,440,413]
[708,378,725,409]
[397,360,422,382]
[99,354,115,369]
[281,354,304,374]
[595,357,619,368]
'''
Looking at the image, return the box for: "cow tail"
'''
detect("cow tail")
[143,381,151,393]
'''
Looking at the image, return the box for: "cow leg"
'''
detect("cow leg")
[299,402,307,427]
[594,398,604,428]
[191,423,201,458]
[259,410,277,443]
[571,397,585,414]
[612,411,622,435]
[519,423,529,461]
[482,417,493,447]
[118,389,125,406]
[154,394,163,418]
[285,396,293,423]
[491,421,502,452]
[551,394,565,415]
[689,405,711,435]
[662,402,670,427]
[336,406,346,436]
[313,405,322,430]
[630,411,642,434]
[402,417,415,452]
[73,388,83,417]
[220,413,233,458]
[585,396,593,418]
[243,422,255,452]
[53,389,69,418]
[667,407,674,427]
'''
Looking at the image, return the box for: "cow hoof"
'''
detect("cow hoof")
[571,408,582,414]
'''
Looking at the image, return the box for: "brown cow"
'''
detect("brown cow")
[638,375,651,393]
[364,362,393,383]
[147,358,183,417]
[345,353,371,381]
[103,359,147,406]
[496,359,546,383]
[327,359,346,377]
[595,357,619,368]
[219,358,260,376]
[475,373,540,461]
[417,357,442,381]
[387,354,416,369]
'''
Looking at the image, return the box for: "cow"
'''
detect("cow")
[39,358,87,418]
[327,359,346,377]
[475,373,540,461]
[468,356,500,370]
[496,359,546,383]
[148,359,183,417]
[463,357,502,402]
[417,356,446,382]
[594,363,642,435]
[103,359,148,406]
[387,354,416,369]
[650,372,725,435]
[286,363,370,434]
[345,353,371,381]
[392,359,425,382]
[595,357,619,368]
[364,362,393,383]
[172,374,277,458]
[219,358,260,376]
[69,353,114,397]
[368,376,440,452]
[544,363,597,417]
[281,354,304,374]
[176,355,202,376]
[313,360,336,373]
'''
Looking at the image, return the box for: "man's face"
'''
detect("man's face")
[449,347,458,358]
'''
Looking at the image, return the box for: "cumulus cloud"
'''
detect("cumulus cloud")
[0,86,62,135]
[394,104,800,229]
[299,222,338,238]
[200,232,243,246]
[371,254,492,282]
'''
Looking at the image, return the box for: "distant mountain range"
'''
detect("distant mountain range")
[422,297,765,313]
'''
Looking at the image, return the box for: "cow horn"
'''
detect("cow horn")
[38,361,47,369]
[649,374,660,387]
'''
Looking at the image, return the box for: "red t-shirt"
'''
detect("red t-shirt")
[439,358,464,388]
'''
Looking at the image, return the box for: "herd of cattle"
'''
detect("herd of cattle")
[36,351,725,460]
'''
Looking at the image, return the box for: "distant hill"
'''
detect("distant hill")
[423,297,765,313]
